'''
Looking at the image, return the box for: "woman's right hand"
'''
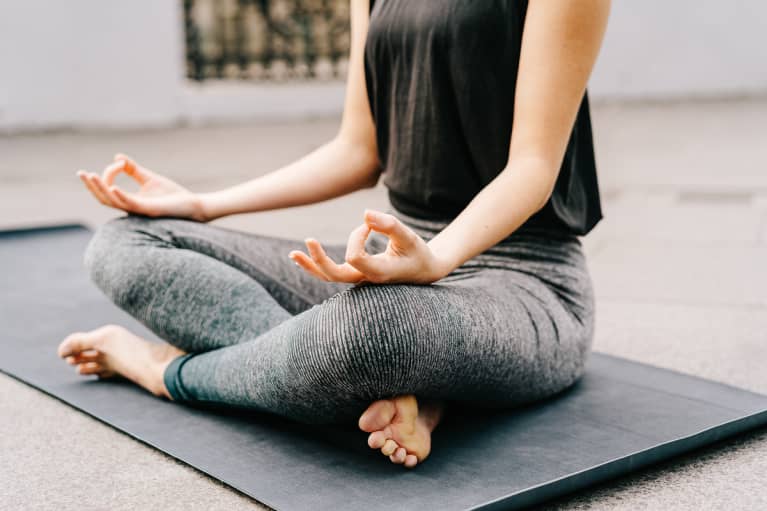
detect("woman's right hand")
[77,153,209,222]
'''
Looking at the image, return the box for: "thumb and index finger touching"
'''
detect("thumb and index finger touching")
[363,209,417,249]
[75,153,152,214]
[342,209,418,278]
[345,210,411,265]
[102,153,150,186]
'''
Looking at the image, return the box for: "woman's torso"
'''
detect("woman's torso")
[364,0,603,236]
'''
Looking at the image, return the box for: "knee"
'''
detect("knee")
[287,285,429,400]
[83,216,120,269]
[82,215,161,305]
[84,216,135,279]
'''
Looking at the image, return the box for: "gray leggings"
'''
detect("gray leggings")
[83,206,595,425]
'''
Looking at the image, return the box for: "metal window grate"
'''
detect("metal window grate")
[183,0,350,82]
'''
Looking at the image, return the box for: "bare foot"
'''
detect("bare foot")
[358,395,444,468]
[57,324,185,399]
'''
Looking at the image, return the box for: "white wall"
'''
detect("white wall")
[0,0,765,132]
[589,0,767,100]
[0,0,185,131]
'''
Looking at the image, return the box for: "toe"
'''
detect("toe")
[358,399,396,432]
[77,362,102,375]
[66,350,101,365]
[367,428,391,449]
[58,331,101,358]
[58,333,84,357]
[381,439,398,456]
[404,454,418,468]
[390,447,407,464]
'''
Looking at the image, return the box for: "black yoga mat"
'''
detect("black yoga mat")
[2,224,767,511]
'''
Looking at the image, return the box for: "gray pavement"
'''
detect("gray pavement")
[1,97,766,510]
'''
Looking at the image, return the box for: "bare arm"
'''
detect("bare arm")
[78,1,379,222]
[290,0,611,285]
[426,0,611,272]
[194,0,381,221]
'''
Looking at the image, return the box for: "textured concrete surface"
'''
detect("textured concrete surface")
[1,97,766,510]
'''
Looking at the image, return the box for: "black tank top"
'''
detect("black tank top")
[364,0,602,235]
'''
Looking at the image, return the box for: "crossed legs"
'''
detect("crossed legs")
[58,214,591,468]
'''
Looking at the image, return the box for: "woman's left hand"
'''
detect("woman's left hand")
[289,209,451,285]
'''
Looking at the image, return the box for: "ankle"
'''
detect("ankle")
[150,358,176,400]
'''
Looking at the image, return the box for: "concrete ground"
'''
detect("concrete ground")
[1,97,766,510]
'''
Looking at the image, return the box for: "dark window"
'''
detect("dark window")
[183,0,351,82]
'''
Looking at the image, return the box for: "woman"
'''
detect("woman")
[58,0,610,469]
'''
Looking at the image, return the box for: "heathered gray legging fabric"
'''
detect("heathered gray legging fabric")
[83,206,595,425]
